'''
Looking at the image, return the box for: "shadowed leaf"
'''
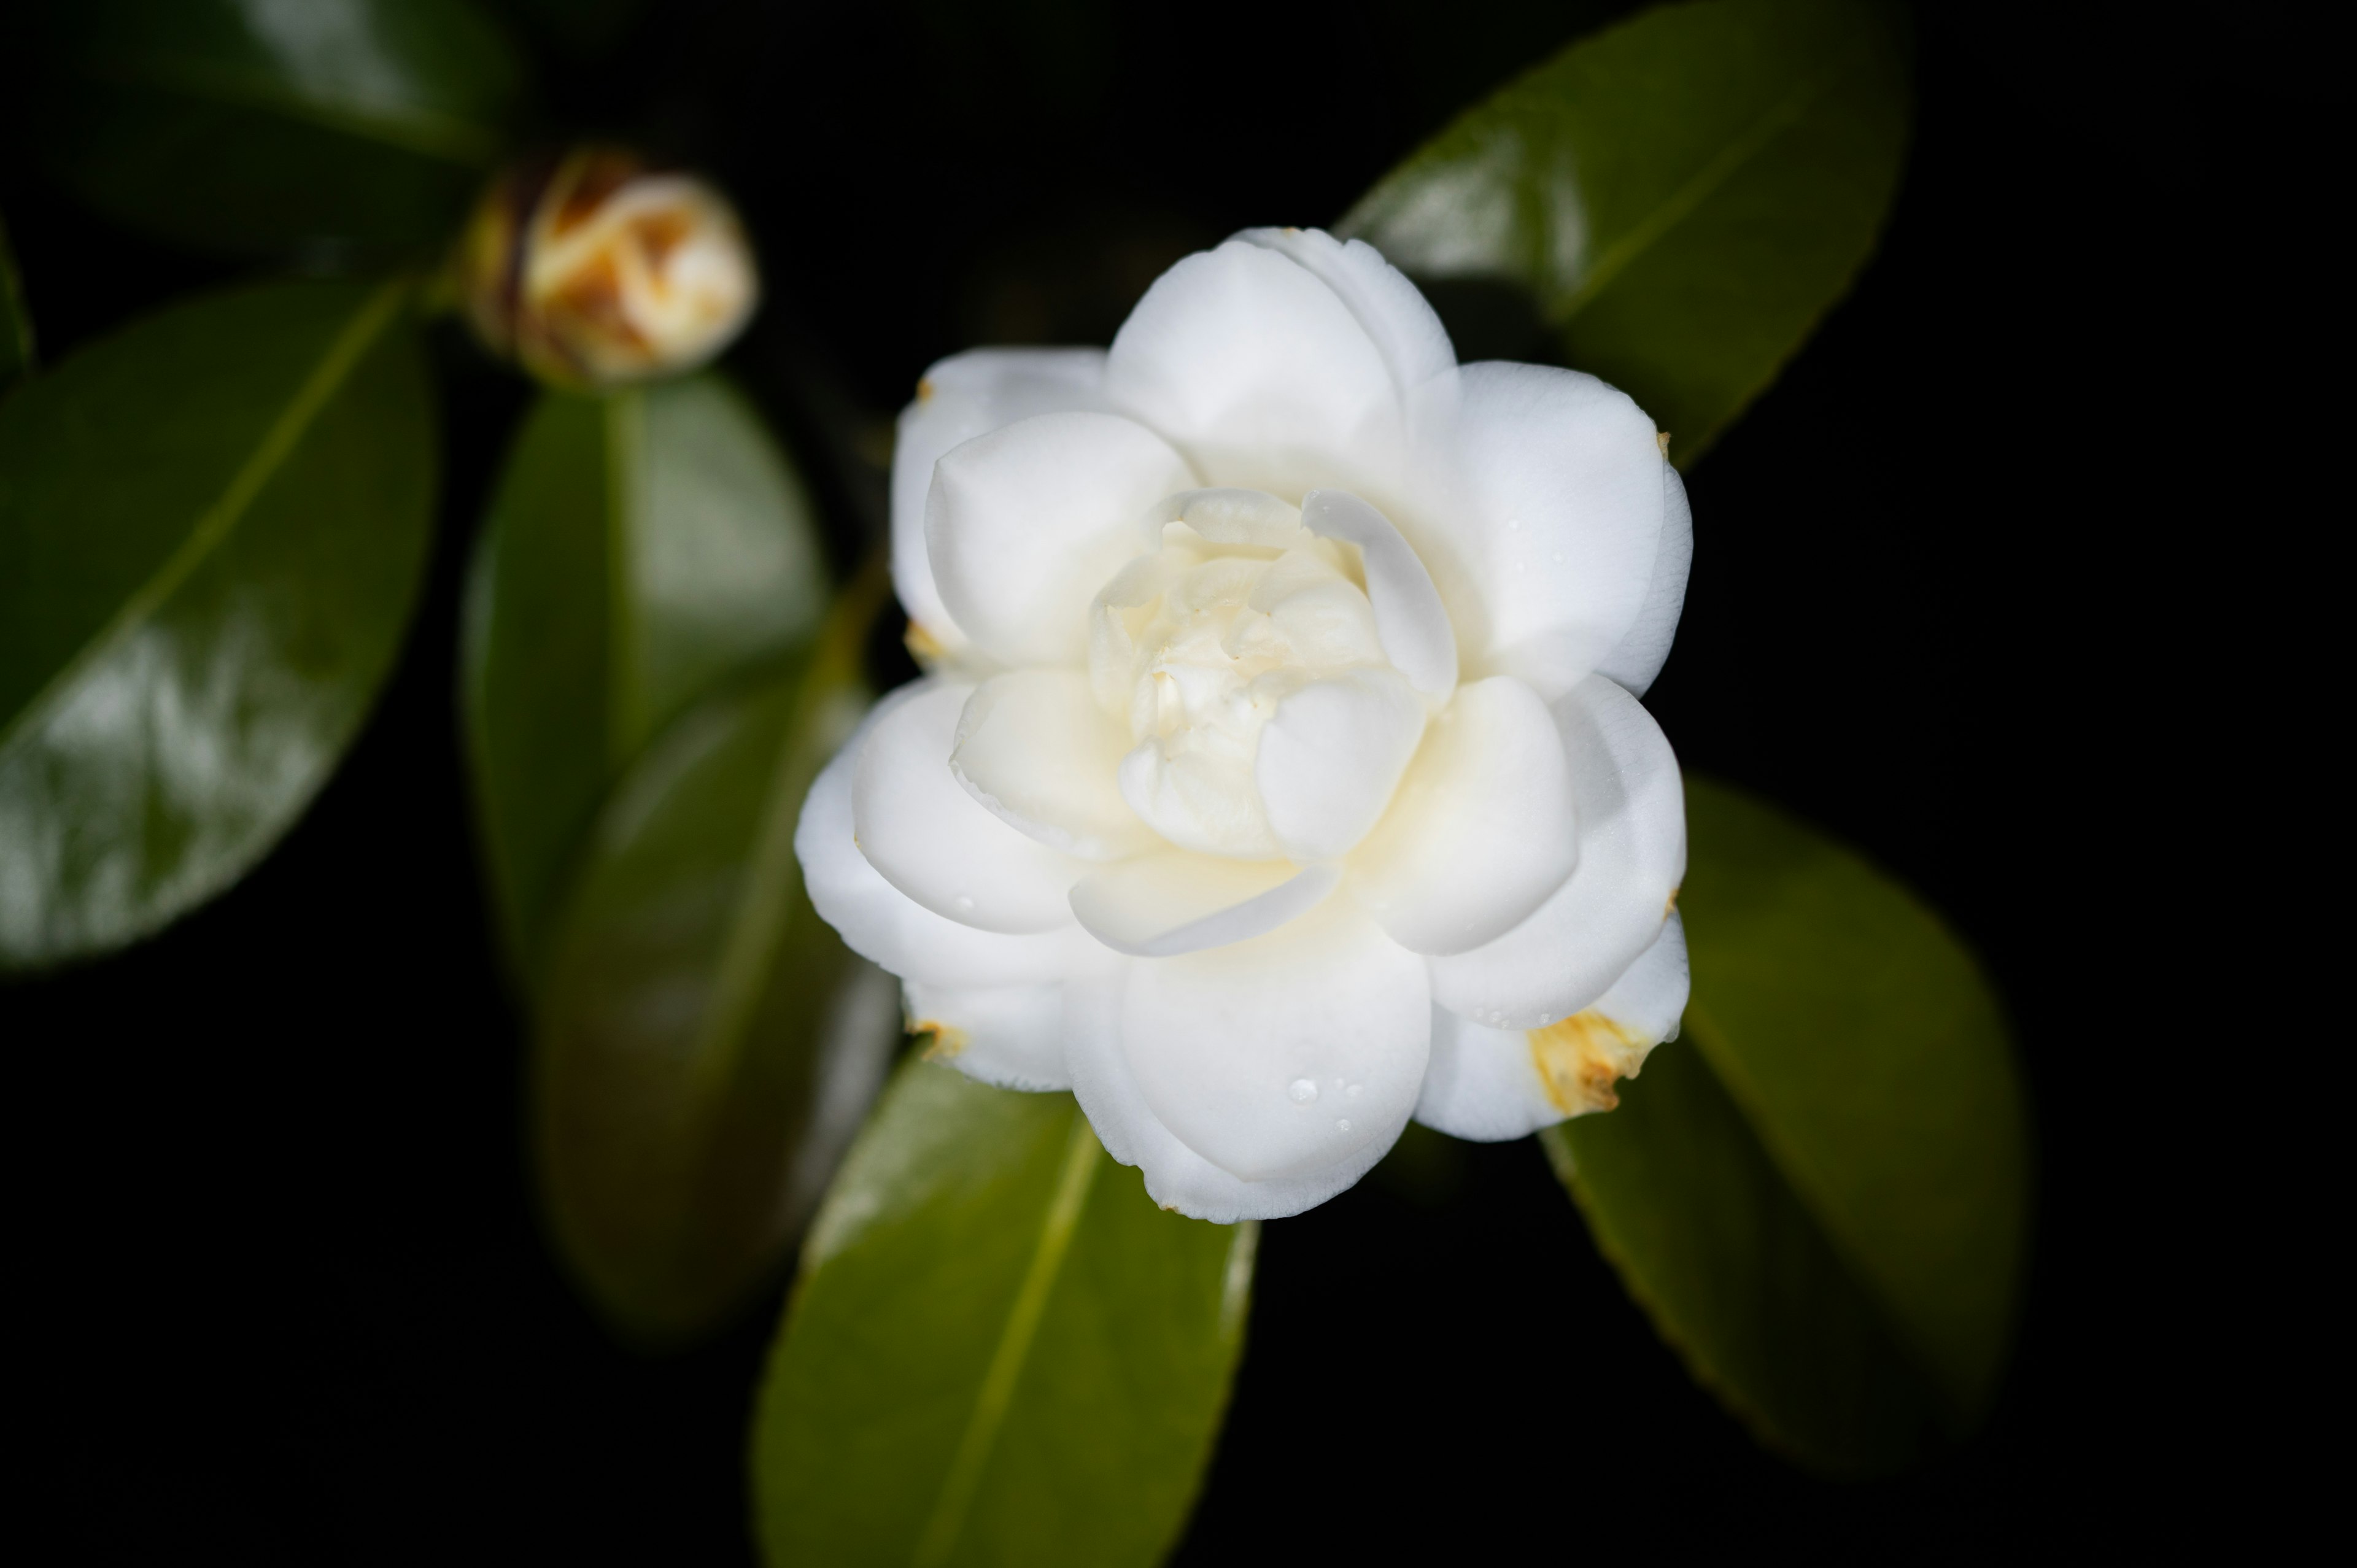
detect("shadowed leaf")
[462,372,828,984]
[535,572,898,1340]
[1,210,32,395]
[0,277,435,970]
[1546,774,2029,1473]
[23,0,526,257]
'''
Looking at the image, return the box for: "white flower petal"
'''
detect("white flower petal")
[1427,674,1685,1027]
[1069,851,1337,958]
[926,411,1196,668]
[795,695,1104,986]
[851,679,1092,934]
[1441,361,1670,700]
[1144,487,1305,550]
[1416,914,1689,1140]
[1233,227,1457,400]
[1594,463,1692,698]
[1414,1010,1558,1142]
[1299,489,1458,698]
[901,979,1070,1091]
[1255,668,1427,861]
[1062,975,1411,1222]
[892,349,1109,657]
[1104,238,1399,496]
[1118,896,1430,1183]
[1347,676,1580,956]
[950,670,1155,860]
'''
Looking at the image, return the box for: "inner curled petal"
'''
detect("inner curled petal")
[1092,519,1387,859]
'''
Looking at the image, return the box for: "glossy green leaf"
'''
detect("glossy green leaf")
[753,1060,1255,1568]
[535,568,898,1341]
[1342,0,1911,464]
[1545,774,2029,1473]
[25,0,526,256]
[1,210,32,395]
[0,277,435,969]
[462,372,829,983]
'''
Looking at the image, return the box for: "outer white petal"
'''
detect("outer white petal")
[1233,228,1457,400]
[1427,674,1686,1028]
[1416,915,1689,1141]
[1255,669,1427,861]
[1348,676,1580,956]
[1118,895,1428,1183]
[1069,852,1337,958]
[1594,463,1692,698]
[851,680,1092,934]
[926,412,1196,668]
[1060,978,1403,1222]
[1104,239,1399,496]
[1442,361,1670,700]
[901,979,1070,1091]
[1061,905,1430,1221]
[1299,489,1458,697]
[951,670,1155,859]
[1414,1011,1558,1143]
[795,693,1105,987]
[892,349,1109,657]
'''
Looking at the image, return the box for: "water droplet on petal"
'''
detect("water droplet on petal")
[1289,1078,1318,1104]
[1346,1083,1363,1099]
[1336,1119,1352,1132]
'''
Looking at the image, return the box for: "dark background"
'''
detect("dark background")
[4,1,2320,1560]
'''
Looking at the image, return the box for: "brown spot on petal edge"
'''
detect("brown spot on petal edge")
[1531,1011,1654,1116]
[1657,431,1671,458]
[1665,884,1680,917]
[916,1022,969,1060]
[915,376,936,403]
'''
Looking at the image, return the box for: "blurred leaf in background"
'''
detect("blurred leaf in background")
[493,0,648,60]
[1547,776,2030,1473]
[20,0,527,258]
[462,372,828,984]
[0,278,435,970]
[535,565,901,1342]
[1,210,33,395]
[754,1060,1253,1568]
[1344,0,1910,463]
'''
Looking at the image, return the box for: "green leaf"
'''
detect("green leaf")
[1544,774,2029,1473]
[0,277,435,969]
[1,209,33,395]
[462,372,829,983]
[1342,0,1911,464]
[753,1060,1255,1568]
[534,566,898,1341]
[24,0,526,257]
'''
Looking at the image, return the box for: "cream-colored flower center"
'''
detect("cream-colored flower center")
[1089,514,1386,857]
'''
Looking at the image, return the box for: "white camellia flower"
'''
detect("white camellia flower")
[797,228,1692,1221]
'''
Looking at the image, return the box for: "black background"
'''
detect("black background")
[3,1,2321,1561]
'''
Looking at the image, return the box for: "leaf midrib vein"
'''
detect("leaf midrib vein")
[0,277,410,757]
[912,1113,1102,1568]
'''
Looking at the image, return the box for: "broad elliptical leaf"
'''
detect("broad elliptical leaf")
[1343,0,1911,465]
[753,1059,1254,1568]
[0,278,435,969]
[1546,775,2030,1473]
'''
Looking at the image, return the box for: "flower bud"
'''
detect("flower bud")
[459,146,758,389]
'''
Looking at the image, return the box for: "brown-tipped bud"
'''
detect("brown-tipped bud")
[459,146,758,389]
